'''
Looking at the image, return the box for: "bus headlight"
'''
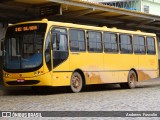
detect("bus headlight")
[4,73,10,77]
[34,72,38,76]
[34,71,43,76]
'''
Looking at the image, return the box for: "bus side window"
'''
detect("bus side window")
[146,37,156,54]
[119,34,132,54]
[104,32,118,53]
[88,31,102,52]
[133,35,145,54]
[69,29,85,52]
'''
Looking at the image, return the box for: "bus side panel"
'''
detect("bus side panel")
[85,53,103,84]
[69,52,103,85]
[69,52,90,85]
[117,54,138,82]
[137,70,158,81]
[52,58,70,86]
[103,54,119,83]
[104,53,138,83]
[117,71,128,83]
[138,54,158,81]
[52,72,72,86]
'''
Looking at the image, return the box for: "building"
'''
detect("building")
[86,0,160,16]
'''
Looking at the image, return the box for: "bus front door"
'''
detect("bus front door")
[51,29,69,86]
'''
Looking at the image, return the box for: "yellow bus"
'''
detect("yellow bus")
[2,19,159,93]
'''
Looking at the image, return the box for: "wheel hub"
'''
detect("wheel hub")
[130,74,135,85]
[72,76,80,89]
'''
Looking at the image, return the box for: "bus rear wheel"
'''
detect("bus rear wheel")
[120,70,137,89]
[70,72,83,93]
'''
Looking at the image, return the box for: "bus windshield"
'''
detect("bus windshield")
[3,23,47,72]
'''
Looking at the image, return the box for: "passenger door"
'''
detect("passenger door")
[51,29,68,69]
[51,27,70,86]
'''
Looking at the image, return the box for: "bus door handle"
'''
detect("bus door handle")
[71,52,80,55]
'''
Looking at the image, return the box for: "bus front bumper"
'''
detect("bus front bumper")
[3,72,52,87]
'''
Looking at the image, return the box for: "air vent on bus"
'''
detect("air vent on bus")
[42,18,48,22]
[102,26,107,28]
[112,27,117,29]
[136,30,141,32]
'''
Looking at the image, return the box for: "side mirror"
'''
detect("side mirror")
[1,41,4,51]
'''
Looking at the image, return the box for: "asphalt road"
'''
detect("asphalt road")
[0,78,160,119]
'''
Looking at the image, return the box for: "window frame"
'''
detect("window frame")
[69,28,86,52]
[133,35,146,55]
[103,32,119,53]
[51,27,68,52]
[87,30,103,53]
[119,34,133,54]
[50,26,69,68]
[146,36,156,55]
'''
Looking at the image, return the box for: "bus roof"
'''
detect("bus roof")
[10,19,156,37]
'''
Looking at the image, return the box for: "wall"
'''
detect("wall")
[86,0,160,16]
[142,0,160,16]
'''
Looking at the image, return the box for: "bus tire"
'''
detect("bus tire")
[70,72,83,93]
[120,70,137,89]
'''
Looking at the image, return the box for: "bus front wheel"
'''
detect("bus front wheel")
[120,70,137,89]
[70,72,83,93]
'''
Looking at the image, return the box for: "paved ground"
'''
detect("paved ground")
[0,78,160,119]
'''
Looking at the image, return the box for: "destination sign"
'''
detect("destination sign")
[15,25,38,32]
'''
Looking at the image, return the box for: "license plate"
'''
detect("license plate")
[17,79,25,82]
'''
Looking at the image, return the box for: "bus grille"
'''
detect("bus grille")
[6,80,40,85]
